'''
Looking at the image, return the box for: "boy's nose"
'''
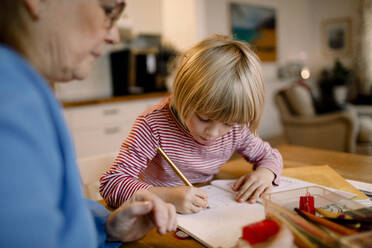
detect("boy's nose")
[205,126,220,139]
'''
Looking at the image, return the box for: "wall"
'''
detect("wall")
[198,0,357,138]
[118,0,162,34]
[161,0,199,51]
[57,0,358,139]
[198,0,315,138]
[309,0,358,74]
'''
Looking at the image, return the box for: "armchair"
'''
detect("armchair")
[275,83,372,154]
[353,105,372,155]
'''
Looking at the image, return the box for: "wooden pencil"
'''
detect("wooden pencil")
[268,200,333,243]
[315,208,344,219]
[268,210,317,248]
[157,146,193,187]
[295,208,358,235]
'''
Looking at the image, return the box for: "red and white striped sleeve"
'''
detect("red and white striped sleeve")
[236,127,283,185]
[99,116,159,208]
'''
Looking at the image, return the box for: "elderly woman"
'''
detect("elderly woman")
[0,0,176,247]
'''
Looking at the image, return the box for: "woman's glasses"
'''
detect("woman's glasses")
[99,0,126,29]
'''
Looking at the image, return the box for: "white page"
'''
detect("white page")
[211,176,356,199]
[210,180,235,194]
[275,177,356,199]
[177,185,265,248]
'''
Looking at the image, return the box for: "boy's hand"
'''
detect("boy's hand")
[232,167,275,203]
[149,186,208,214]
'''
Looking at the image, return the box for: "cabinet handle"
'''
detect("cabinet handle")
[103,108,119,116]
[104,126,121,135]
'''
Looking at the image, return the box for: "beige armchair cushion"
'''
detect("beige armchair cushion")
[358,116,372,143]
[285,85,315,117]
[276,88,359,153]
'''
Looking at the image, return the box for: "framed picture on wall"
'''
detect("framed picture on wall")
[229,3,277,62]
[322,17,352,58]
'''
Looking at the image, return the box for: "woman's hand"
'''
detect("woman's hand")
[232,167,275,203]
[106,189,177,243]
[149,186,208,214]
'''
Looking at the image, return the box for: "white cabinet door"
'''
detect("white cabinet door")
[69,124,127,159]
[64,97,163,158]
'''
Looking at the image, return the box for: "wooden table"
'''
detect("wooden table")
[122,145,372,248]
[277,145,372,184]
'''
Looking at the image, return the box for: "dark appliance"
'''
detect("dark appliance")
[135,52,157,93]
[110,49,130,96]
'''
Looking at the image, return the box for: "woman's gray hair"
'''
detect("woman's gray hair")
[0,0,30,55]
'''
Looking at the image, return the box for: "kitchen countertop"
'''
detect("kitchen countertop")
[62,91,169,108]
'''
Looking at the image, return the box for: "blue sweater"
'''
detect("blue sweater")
[0,45,120,248]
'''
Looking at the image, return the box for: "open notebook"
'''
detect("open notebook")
[177,177,356,248]
[177,183,265,248]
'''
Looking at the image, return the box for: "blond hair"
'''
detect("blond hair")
[171,34,265,134]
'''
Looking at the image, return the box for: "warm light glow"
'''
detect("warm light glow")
[301,67,310,79]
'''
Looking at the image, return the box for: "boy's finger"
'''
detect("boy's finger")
[191,204,203,213]
[260,186,271,197]
[236,183,258,202]
[248,186,265,203]
[235,179,254,199]
[233,175,246,190]
[195,190,208,199]
[193,195,208,208]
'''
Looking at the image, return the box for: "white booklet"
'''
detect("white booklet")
[177,182,265,248]
[211,176,356,200]
[177,176,356,248]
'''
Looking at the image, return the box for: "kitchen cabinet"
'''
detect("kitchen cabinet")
[63,97,163,159]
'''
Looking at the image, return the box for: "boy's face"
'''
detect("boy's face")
[185,113,234,144]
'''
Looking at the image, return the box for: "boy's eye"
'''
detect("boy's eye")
[197,114,210,122]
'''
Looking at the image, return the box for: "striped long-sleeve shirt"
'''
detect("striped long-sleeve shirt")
[99,97,283,208]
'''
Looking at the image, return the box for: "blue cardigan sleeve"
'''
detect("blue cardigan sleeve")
[0,68,65,247]
[86,200,121,248]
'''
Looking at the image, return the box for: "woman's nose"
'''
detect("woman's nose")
[105,26,120,44]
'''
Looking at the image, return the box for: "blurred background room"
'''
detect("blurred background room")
[56,0,372,171]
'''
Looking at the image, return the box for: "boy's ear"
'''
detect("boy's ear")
[23,0,41,20]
